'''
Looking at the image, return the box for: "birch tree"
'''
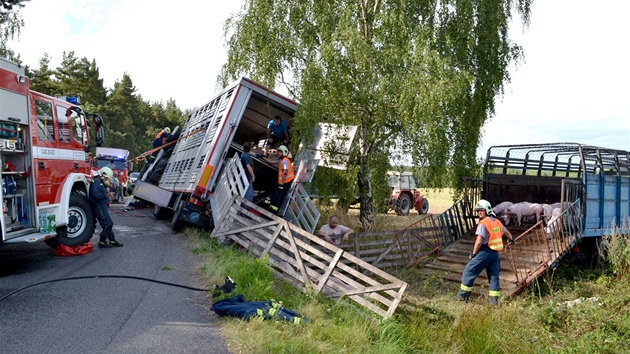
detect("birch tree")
[221,0,531,229]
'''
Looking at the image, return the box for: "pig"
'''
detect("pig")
[544,202,571,221]
[544,208,563,237]
[492,201,513,218]
[504,202,543,227]
[542,203,554,221]
[530,203,544,222]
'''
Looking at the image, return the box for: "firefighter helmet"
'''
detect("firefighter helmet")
[164,127,171,134]
[474,199,493,215]
[99,167,113,179]
[277,145,289,156]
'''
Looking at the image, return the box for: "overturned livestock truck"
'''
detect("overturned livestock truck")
[479,143,629,254]
[132,78,300,231]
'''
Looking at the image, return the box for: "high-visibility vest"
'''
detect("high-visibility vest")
[277,157,295,184]
[480,217,504,251]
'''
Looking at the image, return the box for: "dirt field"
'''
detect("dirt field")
[322,188,457,231]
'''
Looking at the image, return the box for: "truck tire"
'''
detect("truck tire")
[153,204,171,220]
[395,193,412,216]
[171,199,185,232]
[57,193,96,246]
[419,198,429,214]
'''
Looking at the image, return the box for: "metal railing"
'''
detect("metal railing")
[505,200,583,295]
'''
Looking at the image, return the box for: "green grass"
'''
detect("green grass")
[184,216,630,353]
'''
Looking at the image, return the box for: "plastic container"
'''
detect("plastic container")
[39,213,48,234]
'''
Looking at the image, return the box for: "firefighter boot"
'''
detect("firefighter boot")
[450,290,470,302]
[108,235,124,247]
[488,296,499,306]
[99,235,113,248]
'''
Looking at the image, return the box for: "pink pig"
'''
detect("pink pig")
[492,201,513,217]
[504,202,543,226]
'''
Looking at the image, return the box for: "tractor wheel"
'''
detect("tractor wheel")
[395,193,412,216]
[419,198,430,214]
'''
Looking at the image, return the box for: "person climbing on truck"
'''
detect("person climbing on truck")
[451,199,512,305]
[264,116,290,157]
[269,145,294,215]
[151,127,171,160]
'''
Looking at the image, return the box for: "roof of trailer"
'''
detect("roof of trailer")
[485,142,630,176]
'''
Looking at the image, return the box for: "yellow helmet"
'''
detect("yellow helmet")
[99,167,113,179]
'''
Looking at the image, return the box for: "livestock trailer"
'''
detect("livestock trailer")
[480,143,629,238]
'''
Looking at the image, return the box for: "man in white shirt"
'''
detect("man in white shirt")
[318,215,354,245]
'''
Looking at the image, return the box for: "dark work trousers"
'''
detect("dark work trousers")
[270,180,293,214]
[92,203,114,241]
[456,245,501,300]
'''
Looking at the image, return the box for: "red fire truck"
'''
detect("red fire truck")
[0,57,103,248]
[94,147,131,193]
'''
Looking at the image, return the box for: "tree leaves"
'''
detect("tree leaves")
[221,0,532,228]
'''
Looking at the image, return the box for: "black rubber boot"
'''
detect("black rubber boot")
[98,236,112,248]
[450,290,470,302]
[108,235,124,247]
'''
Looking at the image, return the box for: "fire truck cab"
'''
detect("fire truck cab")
[94,147,131,191]
[0,57,99,248]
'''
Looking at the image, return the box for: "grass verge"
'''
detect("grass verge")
[183,216,630,353]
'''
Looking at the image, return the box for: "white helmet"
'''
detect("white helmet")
[164,127,171,134]
[99,166,113,179]
[277,145,289,156]
[474,199,494,215]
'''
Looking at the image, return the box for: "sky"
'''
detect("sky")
[7,0,630,157]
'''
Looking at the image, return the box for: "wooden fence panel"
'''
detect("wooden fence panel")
[211,196,408,319]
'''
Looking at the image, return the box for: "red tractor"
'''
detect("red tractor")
[388,171,429,216]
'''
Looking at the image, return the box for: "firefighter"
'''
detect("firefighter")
[452,199,513,305]
[151,127,171,159]
[269,145,294,215]
[89,167,123,248]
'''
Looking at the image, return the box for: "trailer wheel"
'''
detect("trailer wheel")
[171,199,185,232]
[395,193,411,216]
[419,198,429,214]
[153,204,171,220]
[57,193,96,246]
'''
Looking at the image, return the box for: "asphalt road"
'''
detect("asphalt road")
[0,202,230,354]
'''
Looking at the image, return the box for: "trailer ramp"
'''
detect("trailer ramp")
[211,196,408,319]
[421,200,583,296]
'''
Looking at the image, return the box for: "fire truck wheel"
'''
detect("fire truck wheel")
[395,193,411,216]
[59,194,96,246]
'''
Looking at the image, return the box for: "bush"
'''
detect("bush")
[599,218,630,279]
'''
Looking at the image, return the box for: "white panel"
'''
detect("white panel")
[0,89,29,124]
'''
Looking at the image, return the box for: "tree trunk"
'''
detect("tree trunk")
[357,154,375,231]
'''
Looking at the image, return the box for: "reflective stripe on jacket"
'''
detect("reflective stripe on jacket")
[480,217,504,251]
[277,157,295,184]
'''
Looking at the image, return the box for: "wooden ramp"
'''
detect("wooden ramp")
[211,195,408,319]
[418,208,582,297]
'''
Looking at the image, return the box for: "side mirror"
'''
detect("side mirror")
[96,126,104,147]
